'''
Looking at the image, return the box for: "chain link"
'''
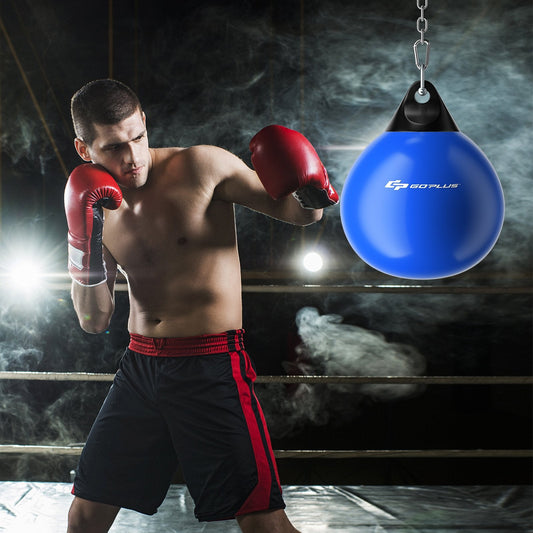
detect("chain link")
[413,0,430,96]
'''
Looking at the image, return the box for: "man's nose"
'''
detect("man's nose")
[124,142,139,165]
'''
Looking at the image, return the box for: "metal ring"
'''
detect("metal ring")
[416,16,428,34]
[413,39,430,70]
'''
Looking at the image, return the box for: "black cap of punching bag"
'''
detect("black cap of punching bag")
[386,81,459,132]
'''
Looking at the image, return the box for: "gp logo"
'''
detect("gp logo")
[385,179,460,191]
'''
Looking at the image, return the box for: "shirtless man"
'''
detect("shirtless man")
[65,79,337,533]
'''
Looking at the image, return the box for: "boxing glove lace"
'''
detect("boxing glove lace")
[64,164,122,286]
[249,125,338,209]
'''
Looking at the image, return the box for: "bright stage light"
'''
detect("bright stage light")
[7,257,44,291]
[0,230,66,302]
[303,251,324,273]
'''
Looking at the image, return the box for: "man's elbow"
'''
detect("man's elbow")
[71,281,115,334]
[297,207,324,226]
[78,312,113,334]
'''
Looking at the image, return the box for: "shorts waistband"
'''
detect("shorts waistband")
[128,329,245,357]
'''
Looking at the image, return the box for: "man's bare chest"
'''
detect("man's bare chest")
[102,190,236,273]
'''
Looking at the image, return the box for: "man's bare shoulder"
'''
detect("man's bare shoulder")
[183,144,243,167]
[160,144,247,184]
[147,145,244,197]
[152,144,238,169]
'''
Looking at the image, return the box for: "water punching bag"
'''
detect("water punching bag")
[340,3,504,280]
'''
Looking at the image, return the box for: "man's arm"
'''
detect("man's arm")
[71,246,117,333]
[64,164,122,333]
[213,146,323,226]
[211,126,338,225]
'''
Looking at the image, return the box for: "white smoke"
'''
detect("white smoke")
[259,307,426,438]
[295,306,426,398]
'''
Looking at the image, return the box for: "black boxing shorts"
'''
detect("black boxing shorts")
[72,329,285,521]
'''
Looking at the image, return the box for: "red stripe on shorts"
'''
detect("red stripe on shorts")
[229,347,281,516]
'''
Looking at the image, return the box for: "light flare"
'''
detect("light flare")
[302,251,324,273]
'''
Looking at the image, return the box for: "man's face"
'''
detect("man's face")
[75,109,151,189]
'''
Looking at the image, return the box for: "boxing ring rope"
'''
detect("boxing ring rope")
[0,371,532,385]
[1,372,531,460]
[1,276,530,462]
[43,281,533,294]
[0,445,530,458]
[242,285,532,294]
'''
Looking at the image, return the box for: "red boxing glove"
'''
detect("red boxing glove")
[64,164,122,286]
[249,125,338,209]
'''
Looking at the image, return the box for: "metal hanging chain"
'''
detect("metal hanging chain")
[413,0,430,95]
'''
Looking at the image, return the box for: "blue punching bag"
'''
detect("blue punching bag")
[340,81,505,279]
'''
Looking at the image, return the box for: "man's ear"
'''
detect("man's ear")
[74,138,92,162]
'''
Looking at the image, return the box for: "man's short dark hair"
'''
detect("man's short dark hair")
[71,79,141,146]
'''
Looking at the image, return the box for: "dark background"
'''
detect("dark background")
[0,0,531,485]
